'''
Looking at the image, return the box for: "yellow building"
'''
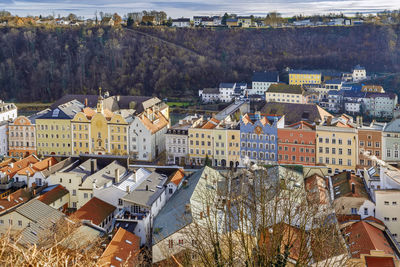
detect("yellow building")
[265,84,306,104]
[289,70,322,85]
[316,115,358,173]
[188,118,240,167]
[36,100,84,156]
[71,95,129,155]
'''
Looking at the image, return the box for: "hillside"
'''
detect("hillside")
[0,24,400,102]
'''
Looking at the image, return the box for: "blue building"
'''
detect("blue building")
[240,113,285,165]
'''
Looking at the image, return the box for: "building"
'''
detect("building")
[358,121,384,168]
[0,122,7,156]
[289,70,322,86]
[70,95,130,156]
[316,115,358,173]
[198,88,220,103]
[188,117,240,167]
[36,100,84,156]
[237,16,252,27]
[172,18,190,27]
[383,118,400,163]
[166,115,201,165]
[0,155,39,190]
[71,197,116,233]
[265,84,306,104]
[13,157,58,188]
[8,113,42,157]
[37,184,69,212]
[362,85,385,93]
[0,100,17,122]
[226,18,238,27]
[240,113,284,165]
[250,71,279,96]
[352,65,367,82]
[364,92,397,118]
[152,167,223,263]
[98,227,141,267]
[199,83,247,103]
[120,171,168,246]
[0,188,31,216]
[277,121,316,165]
[261,102,332,125]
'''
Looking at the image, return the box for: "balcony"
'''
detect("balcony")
[115,208,149,221]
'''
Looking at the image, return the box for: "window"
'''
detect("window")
[168,240,173,248]
[347,139,352,145]
[384,217,390,222]
[325,148,329,154]
[347,149,352,155]
[118,199,123,205]
[338,148,342,155]
[364,208,368,215]
[393,218,398,222]
[347,159,352,166]
[385,201,390,205]
[393,202,398,205]
[72,190,76,196]
[18,220,22,226]
[351,208,357,214]
[332,148,336,154]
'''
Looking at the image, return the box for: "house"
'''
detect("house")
[13,156,58,188]
[37,184,69,213]
[165,169,185,202]
[226,18,238,27]
[119,171,168,245]
[71,197,116,233]
[237,16,252,27]
[331,171,375,219]
[0,188,31,216]
[326,90,344,113]
[362,85,385,93]
[250,71,279,95]
[166,115,201,165]
[8,115,37,157]
[199,83,247,103]
[289,70,321,86]
[277,121,316,165]
[152,166,223,263]
[98,227,141,267]
[382,118,400,163]
[357,120,384,168]
[261,102,332,125]
[364,92,397,118]
[0,155,40,189]
[172,18,190,28]
[240,113,284,165]
[352,65,367,82]
[0,100,17,122]
[265,83,306,104]
[199,88,219,103]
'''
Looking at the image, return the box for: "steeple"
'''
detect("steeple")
[97,87,104,114]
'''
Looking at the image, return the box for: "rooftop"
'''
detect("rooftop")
[267,83,303,94]
[37,185,69,205]
[331,171,369,199]
[289,70,321,75]
[71,197,116,225]
[252,71,279,83]
[0,188,31,214]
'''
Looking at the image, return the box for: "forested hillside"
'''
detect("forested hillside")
[1,25,400,102]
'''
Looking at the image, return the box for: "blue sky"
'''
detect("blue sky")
[1,0,399,18]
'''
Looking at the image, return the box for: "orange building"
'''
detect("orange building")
[278,121,316,165]
[8,115,37,157]
[358,122,384,168]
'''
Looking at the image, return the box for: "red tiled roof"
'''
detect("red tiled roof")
[71,197,116,225]
[98,227,140,267]
[0,188,31,214]
[38,185,69,205]
[201,118,220,129]
[170,169,185,186]
[337,214,362,224]
[0,155,39,178]
[343,221,394,258]
[364,216,385,226]
[365,256,395,267]
[17,157,58,176]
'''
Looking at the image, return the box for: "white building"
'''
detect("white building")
[352,65,367,82]
[120,171,168,246]
[199,83,247,103]
[0,122,7,156]
[166,115,201,165]
[0,101,17,122]
[128,99,169,161]
[172,18,190,27]
[250,71,279,95]
[344,102,361,115]
[364,92,397,118]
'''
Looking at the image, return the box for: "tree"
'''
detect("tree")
[127,16,134,28]
[67,13,77,21]
[222,13,229,25]
[112,13,122,25]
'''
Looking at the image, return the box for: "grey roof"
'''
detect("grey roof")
[202,88,219,94]
[122,171,168,207]
[51,94,98,109]
[219,83,235,89]
[152,166,223,244]
[325,79,342,85]
[28,109,51,124]
[252,71,279,83]
[384,118,400,133]
[215,100,247,121]
[17,199,65,245]
[82,160,128,188]
[38,100,84,120]
[41,157,74,177]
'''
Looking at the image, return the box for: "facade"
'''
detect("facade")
[0,101,17,122]
[250,71,279,96]
[166,115,201,165]
[199,88,220,103]
[8,115,37,157]
[289,70,322,85]
[237,16,252,27]
[71,96,129,156]
[382,118,400,163]
[199,83,247,103]
[352,65,367,82]
[364,93,397,118]
[362,85,385,93]
[316,116,358,172]
[188,118,240,167]
[0,122,7,156]
[277,121,316,165]
[240,113,284,165]
[358,122,384,168]
[36,100,84,156]
[171,18,190,27]
[265,84,306,104]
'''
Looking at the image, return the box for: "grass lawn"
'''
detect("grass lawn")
[167,102,191,108]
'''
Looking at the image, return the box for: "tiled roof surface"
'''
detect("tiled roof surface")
[365,256,395,267]
[37,185,69,205]
[17,157,58,176]
[252,71,279,83]
[201,118,220,129]
[139,111,169,134]
[0,188,31,214]
[170,169,185,186]
[331,172,369,199]
[0,155,39,178]
[71,197,116,225]
[98,227,140,267]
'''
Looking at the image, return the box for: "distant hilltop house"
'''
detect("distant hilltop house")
[237,16,252,27]
[171,18,190,28]
[199,83,247,103]
[226,18,238,27]
[250,71,279,95]
[342,65,367,82]
[193,16,221,27]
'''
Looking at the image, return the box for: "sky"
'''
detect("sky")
[0,0,400,19]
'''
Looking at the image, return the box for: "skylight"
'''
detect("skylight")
[115,256,123,262]
[125,240,132,245]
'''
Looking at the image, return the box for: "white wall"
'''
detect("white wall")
[0,123,7,156]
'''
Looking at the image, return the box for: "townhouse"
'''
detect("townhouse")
[265,83,306,104]
[316,115,358,173]
[357,120,384,168]
[250,71,279,96]
[277,121,316,165]
[382,117,400,163]
[289,70,321,86]
[240,113,284,165]
[0,100,17,122]
[0,122,7,156]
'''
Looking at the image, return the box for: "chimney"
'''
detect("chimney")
[126,185,130,193]
[115,168,120,184]
[351,183,355,194]
[48,159,52,170]
[85,98,88,107]
[346,171,351,180]
[7,195,10,201]
[326,116,333,126]
[146,185,149,191]
[90,159,97,174]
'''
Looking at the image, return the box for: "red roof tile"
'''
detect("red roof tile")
[0,189,31,214]
[71,197,116,226]
[0,155,39,178]
[38,185,69,205]
[170,169,185,186]
[17,157,58,176]
[365,256,395,267]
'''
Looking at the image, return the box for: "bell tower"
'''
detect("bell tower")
[97,87,104,114]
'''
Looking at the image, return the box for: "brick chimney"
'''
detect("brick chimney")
[115,168,120,184]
